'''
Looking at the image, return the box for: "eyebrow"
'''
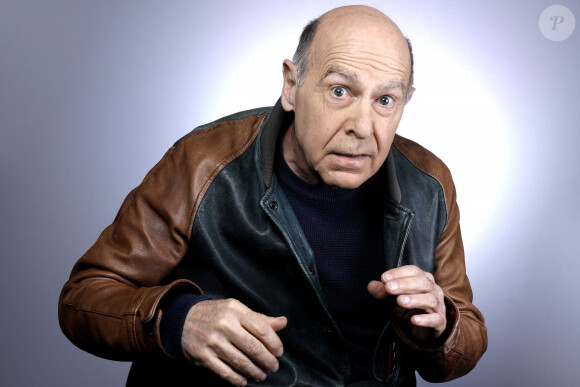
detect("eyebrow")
[321,65,407,95]
[322,66,360,85]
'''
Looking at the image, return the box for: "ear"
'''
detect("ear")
[281,59,298,112]
[405,87,416,104]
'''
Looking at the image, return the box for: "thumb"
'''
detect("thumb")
[368,280,388,299]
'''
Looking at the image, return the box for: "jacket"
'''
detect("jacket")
[59,100,487,386]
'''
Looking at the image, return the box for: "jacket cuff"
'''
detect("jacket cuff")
[391,295,460,355]
[138,279,204,357]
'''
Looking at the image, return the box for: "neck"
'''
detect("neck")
[281,122,324,186]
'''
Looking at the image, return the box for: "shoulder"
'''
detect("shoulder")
[134,107,272,236]
[174,106,272,150]
[392,134,456,217]
[160,107,271,181]
[393,135,452,185]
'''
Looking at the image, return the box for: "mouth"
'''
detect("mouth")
[332,153,370,164]
[334,151,369,158]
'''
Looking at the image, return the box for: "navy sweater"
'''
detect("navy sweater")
[275,149,389,382]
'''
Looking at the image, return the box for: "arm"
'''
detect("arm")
[58,115,263,359]
[368,164,487,381]
[58,114,287,385]
[409,185,488,381]
[58,144,206,360]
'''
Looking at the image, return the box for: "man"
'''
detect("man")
[59,5,487,386]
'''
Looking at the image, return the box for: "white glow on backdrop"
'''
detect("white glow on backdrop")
[200,14,306,121]
[397,40,515,256]
[206,35,295,119]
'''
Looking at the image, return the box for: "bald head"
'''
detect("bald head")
[292,6,414,96]
[319,4,398,26]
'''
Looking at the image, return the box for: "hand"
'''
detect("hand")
[367,265,446,342]
[181,298,287,386]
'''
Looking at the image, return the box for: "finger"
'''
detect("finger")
[396,293,441,313]
[382,273,436,296]
[381,265,424,282]
[409,312,446,332]
[367,280,389,299]
[261,315,288,333]
[234,321,281,372]
[244,315,285,358]
[215,340,269,383]
[198,351,249,387]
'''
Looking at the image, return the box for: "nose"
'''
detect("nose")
[347,100,373,139]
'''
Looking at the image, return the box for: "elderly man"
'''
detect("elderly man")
[59,5,487,387]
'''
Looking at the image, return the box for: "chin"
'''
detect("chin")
[321,173,368,189]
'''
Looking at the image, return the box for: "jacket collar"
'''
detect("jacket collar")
[259,98,401,204]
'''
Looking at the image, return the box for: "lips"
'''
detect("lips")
[333,151,370,159]
[332,153,370,166]
[337,153,366,157]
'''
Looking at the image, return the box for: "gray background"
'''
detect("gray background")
[1,0,579,386]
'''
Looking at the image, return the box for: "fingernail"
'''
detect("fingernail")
[401,296,410,305]
[382,273,393,282]
[387,281,398,290]
[414,316,422,323]
[272,361,279,372]
[255,371,267,382]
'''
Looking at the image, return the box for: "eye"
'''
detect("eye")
[332,86,347,98]
[378,95,393,106]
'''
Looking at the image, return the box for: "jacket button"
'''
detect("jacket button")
[308,266,315,275]
[269,201,278,210]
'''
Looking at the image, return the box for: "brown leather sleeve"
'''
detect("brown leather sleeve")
[393,136,488,381]
[58,115,264,360]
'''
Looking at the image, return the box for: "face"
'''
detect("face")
[281,9,413,189]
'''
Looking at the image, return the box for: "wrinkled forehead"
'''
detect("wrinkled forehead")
[310,14,411,82]
[314,12,410,63]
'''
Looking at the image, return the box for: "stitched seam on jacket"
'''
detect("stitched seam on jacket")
[132,286,155,353]
[393,136,450,223]
[186,115,266,236]
[61,302,127,319]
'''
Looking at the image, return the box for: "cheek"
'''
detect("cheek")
[302,132,329,163]
[376,130,396,151]
[378,115,400,141]
[298,118,337,153]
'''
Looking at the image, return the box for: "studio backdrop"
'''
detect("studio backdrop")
[1,1,578,386]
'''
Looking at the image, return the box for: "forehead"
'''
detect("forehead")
[310,13,411,84]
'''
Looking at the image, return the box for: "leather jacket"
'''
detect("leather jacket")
[59,100,487,386]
